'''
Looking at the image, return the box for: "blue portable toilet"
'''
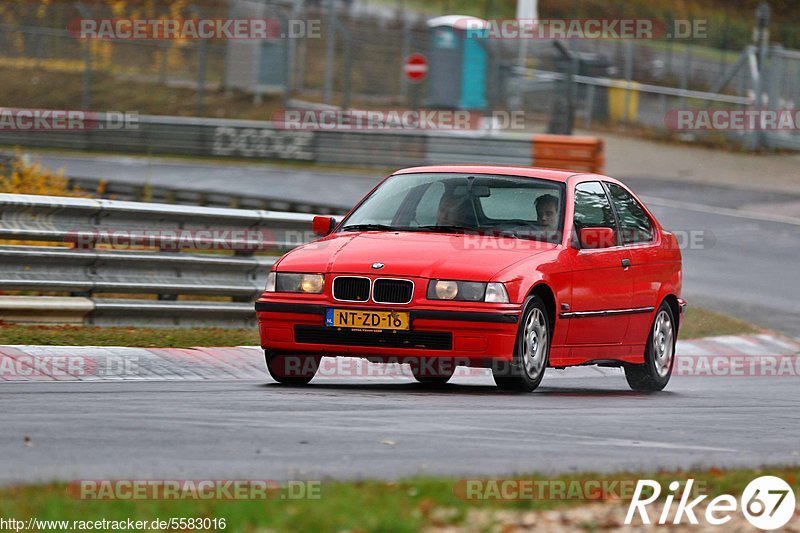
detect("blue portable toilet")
[425,16,489,110]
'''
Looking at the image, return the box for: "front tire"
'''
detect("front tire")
[493,296,550,392]
[265,352,320,385]
[410,359,455,387]
[625,302,676,391]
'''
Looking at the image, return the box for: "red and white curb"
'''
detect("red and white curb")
[0,334,797,383]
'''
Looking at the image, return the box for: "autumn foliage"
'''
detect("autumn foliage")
[0,152,85,197]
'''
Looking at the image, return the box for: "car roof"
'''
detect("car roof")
[393,165,582,183]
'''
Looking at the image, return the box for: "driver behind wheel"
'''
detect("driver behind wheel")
[437,190,478,227]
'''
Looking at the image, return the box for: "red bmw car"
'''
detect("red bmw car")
[255,165,685,392]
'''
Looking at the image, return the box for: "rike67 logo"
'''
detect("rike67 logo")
[626,476,796,530]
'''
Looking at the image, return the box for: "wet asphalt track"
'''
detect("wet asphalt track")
[2,154,797,485]
[1,371,799,485]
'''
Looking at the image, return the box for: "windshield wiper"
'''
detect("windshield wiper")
[414,224,479,233]
[340,223,397,232]
[414,225,529,239]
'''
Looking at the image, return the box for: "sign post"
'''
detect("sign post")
[403,53,428,110]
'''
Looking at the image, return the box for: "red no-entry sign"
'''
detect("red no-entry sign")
[403,53,428,83]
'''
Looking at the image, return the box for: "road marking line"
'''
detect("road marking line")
[641,195,800,226]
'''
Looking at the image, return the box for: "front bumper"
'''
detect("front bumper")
[255,299,521,363]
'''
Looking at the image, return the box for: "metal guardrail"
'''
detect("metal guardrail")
[0,193,314,244]
[0,245,274,297]
[66,176,349,215]
[0,193,316,328]
[0,112,535,168]
[520,69,753,105]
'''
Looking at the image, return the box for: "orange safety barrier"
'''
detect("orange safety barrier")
[532,134,604,174]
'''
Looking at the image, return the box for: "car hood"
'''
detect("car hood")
[276,231,558,280]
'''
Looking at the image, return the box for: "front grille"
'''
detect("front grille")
[294,325,452,350]
[373,279,414,304]
[333,276,370,302]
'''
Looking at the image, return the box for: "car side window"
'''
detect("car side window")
[574,181,616,229]
[606,183,654,244]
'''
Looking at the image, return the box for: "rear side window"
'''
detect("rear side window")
[606,183,654,244]
[573,181,616,228]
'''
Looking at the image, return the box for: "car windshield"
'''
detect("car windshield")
[339,173,565,243]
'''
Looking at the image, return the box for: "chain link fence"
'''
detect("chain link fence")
[0,0,798,148]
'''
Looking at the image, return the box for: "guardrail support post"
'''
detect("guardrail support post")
[75,2,92,110]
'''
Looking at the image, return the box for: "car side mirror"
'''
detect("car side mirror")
[312,216,337,236]
[579,227,616,249]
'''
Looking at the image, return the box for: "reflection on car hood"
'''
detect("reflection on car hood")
[276,231,558,280]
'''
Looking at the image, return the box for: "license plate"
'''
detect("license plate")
[326,308,410,331]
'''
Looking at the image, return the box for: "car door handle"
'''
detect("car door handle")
[621,258,631,268]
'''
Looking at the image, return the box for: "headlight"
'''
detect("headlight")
[267,272,325,294]
[427,280,508,303]
[433,280,459,300]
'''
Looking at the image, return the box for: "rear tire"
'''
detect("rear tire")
[625,302,675,391]
[493,296,550,392]
[265,352,320,385]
